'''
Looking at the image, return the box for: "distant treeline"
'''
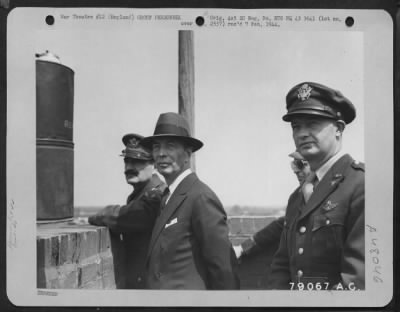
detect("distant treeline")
[74,205,285,217]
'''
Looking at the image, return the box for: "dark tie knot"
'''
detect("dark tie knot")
[160,187,170,213]
[163,187,170,198]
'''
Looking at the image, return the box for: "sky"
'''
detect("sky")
[8,11,364,208]
[194,30,364,207]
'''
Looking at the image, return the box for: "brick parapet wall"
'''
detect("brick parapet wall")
[37,215,280,289]
[37,222,115,289]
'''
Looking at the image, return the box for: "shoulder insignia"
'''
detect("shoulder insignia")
[351,160,365,171]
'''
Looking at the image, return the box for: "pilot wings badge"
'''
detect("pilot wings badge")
[322,200,339,212]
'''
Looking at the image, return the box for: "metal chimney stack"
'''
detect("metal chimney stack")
[36,54,75,221]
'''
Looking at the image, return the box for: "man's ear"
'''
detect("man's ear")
[336,120,346,134]
[184,145,193,155]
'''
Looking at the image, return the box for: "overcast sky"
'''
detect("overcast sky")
[9,12,364,208]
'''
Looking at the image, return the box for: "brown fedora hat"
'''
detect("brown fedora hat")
[141,112,203,152]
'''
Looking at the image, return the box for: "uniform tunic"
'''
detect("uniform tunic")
[268,154,365,290]
[88,174,165,288]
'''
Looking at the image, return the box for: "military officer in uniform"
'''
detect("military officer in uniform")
[88,133,165,289]
[268,82,365,290]
[233,152,311,259]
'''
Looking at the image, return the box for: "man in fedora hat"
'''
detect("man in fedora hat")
[268,82,365,290]
[88,133,166,289]
[141,112,239,289]
[233,152,311,259]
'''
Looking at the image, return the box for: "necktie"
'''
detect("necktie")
[160,187,170,211]
[302,172,317,203]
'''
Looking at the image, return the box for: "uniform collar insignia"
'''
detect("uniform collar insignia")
[322,200,339,212]
[297,83,313,101]
[330,173,344,186]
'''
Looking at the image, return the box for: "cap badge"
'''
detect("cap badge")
[127,137,140,148]
[297,84,313,101]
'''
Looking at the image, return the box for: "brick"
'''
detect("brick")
[59,233,79,265]
[37,236,58,268]
[101,256,116,290]
[37,237,47,269]
[79,259,101,287]
[37,267,50,288]
[77,229,100,261]
[99,227,111,253]
[38,266,59,289]
[50,236,60,266]
[57,263,79,288]
[99,251,113,271]
[102,273,116,289]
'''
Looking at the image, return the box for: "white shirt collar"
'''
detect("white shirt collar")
[166,168,192,204]
[315,151,345,182]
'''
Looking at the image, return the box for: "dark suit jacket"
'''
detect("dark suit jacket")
[241,217,285,256]
[146,172,240,289]
[88,174,165,288]
[268,154,365,290]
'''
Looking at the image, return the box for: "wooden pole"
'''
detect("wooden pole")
[178,30,196,171]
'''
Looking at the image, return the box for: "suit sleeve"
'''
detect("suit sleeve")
[88,189,162,233]
[191,192,240,290]
[252,217,284,250]
[240,216,284,256]
[267,195,297,290]
[266,223,292,289]
[340,178,365,289]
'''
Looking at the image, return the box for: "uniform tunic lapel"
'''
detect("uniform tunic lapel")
[298,154,350,220]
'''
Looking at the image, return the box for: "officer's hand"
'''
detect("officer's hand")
[88,214,101,226]
[233,245,244,259]
[88,205,121,226]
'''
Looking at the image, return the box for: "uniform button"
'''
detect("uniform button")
[137,277,142,282]
[298,247,304,255]
[297,270,303,277]
[299,226,306,234]
[326,219,331,225]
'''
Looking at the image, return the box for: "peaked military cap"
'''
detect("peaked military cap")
[141,112,203,152]
[282,82,356,124]
[120,133,152,160]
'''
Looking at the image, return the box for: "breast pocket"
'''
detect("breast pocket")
[159,222,190,264]
[311,212,345,263]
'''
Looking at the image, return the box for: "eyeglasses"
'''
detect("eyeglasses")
[292,159,308,170]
